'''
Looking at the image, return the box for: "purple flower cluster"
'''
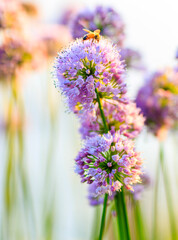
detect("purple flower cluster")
[71,6,125,47]
[0,37,33,82]
[59,6,80,26]
[79,99,145,139]
[39,24,72,57]
[120,48,145,70]
[75,131,143,196]
[88,182,115,206]
[66,5,145,70]
[136,68,178,139]
[88,172,150,205]
[54,34,144,205]
[54,38,126,112]
[132,173,150,201]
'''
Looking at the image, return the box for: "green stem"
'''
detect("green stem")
[95,88,130,240]
[3,86,17,239]
[4,90,16,213]
[120,191,131,240]
[114,194,124,240]
[115,192,131,240]
[99,194,108,240]
[152,153,161,240]
[95,88,108,133]
[4,130,15,215]
[134,200,146,240]
[43,88,59,240]
[95,88,108,240]
[159,142,177,240]
[91,207,101,240]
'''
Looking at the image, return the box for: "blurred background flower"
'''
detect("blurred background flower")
[0,0,178,240]
[136,67,178,140]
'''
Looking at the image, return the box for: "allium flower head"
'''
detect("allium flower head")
[136,68,178,139]
[40,24,72,57]
[0,1,30,31]
[79,99,145,139]
[75,131,143,196]
[71,6,125,47]
[0,36,33,81]
[0,34,47,82]
[120,48,145,70]
[132,173,150,201]
[88,182,115,206]
[59,6,81,26]
[54,38,126,112]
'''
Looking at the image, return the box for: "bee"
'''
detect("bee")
[82,29,101,42]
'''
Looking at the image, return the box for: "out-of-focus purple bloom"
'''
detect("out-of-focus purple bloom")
[120,48,145,70]
[71,6,125,47]
[64,5,145,71]
[175,49,178,59]
[39,24,72,57]
[0,36,33,81]
[88,182,115,206]
[59,6,80,25]
[0,47,17,81]
[54,38,126,113]
[0,34,48,81]
[79,99,145,139]
[132,173,151,200]
[0,0,54,82]
[136,68,178,139]
[75,131,143,196]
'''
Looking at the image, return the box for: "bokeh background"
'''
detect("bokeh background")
[0,0,178,239]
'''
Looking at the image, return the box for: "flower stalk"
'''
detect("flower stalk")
[95,88,109,133]
[159,142,177,240]
[152,153,161,240]
[134,200,147,240]
[95,88,108,240]
[54,37,144,240]
[114,191,131,240]
[98,194,108,240]
[95,88,131,240]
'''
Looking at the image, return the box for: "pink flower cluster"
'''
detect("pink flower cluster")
[75,131,143,196]
[79,99,145,139]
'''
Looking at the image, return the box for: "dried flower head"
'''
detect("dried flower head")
[75,131,143,196]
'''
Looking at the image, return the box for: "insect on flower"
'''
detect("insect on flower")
[83,29,100,42]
